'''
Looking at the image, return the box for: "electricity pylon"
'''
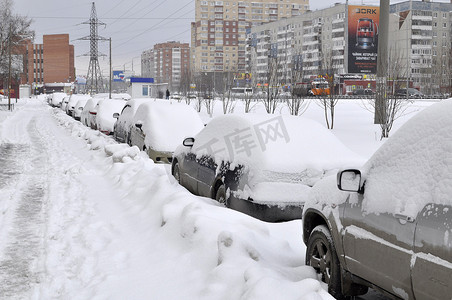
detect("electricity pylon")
[79,2,108,94]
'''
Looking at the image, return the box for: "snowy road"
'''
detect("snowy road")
[0,100,131,299]
[0,106,50,298]
[0,98,394,300]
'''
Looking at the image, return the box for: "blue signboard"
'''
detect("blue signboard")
[113,71,125,82]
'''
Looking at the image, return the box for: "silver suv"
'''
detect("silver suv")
[302,100,452,300]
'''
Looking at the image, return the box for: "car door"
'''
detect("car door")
[115,105,131,142]
[411,203,452,300]
[130,123,146,151]
[178,152,199,195]
[341,192,416,300]
[196,155,217,198]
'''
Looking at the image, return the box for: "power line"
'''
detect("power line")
[28,16,193,20]
[115,0,193,49]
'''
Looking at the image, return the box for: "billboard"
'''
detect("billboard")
[113,70,125,82]
[348,6,380,74]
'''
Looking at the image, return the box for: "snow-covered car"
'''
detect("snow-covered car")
[170,92,182,101]
[172,114,360,222]
[73,97,91,121]
[94,99,127,135]
[60,96,71,111]
[81,97,101,128]
[66,94,91,117]
[113,98,150,144]
[129,101,204,163]
[49,92,67,107]
[302,99,452,299]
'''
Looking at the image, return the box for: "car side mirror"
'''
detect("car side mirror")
[135,121,143,129]
[183,137,195,147]
[113,112,120,119]
[337,169,363,194]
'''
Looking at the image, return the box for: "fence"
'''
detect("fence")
[0,104,14,111]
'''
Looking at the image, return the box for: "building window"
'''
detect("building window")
[142,85,149,96]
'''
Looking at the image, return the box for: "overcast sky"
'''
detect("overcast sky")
[11,0,451,78]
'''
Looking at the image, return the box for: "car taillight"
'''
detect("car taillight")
[89,111,97,115]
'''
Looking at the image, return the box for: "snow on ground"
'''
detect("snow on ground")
[0,96,436,299]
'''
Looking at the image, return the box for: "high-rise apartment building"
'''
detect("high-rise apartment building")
[390,0,452,94]
[141,49,155,78]
[191,0,309,74]
[141,41,190,91]
[247,0,452,95]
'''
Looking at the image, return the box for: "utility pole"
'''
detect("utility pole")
[109,37,112,99]
[79,2,108,95]
[374,0,389,124]
[8,25,12,111]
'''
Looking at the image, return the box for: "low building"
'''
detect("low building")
[127,77,168,99]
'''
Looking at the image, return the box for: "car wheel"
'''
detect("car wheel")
[172,162,181,183]
[215,184,227,206]
[306,225,344,299]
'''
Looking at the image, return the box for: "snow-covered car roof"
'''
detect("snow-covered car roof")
[132,100,204,152]
[360,99,452,218]
[96,99,127,133]
[188,113,362,174]
[50,92,67,106]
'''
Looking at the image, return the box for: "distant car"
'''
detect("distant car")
[94,99,127,135]
[172,114,360,222]
[81,98,101,128]
[352,88,374,96]
[66,94,91,117]
[302,100,452,299]
[49,92,67,107]
[395,88,423,98]
[170,92,182,101]
[73,98,91,121]
[129,100,204,163]
[113,98,150,144]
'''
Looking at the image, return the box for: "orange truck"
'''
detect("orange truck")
[308,79,330,96]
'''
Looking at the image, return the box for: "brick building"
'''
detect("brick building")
[25,34,75,88]
[142,41,190,92]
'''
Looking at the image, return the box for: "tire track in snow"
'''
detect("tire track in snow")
[0,115,48,299]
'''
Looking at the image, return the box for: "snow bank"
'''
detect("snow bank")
[47,106,333,300]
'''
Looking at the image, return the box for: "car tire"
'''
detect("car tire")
[172,162,181,183]
[306,225,344,300]
[215,183,227,206]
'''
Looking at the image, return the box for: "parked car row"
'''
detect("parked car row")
[49,93,204,165]
[48,92,452,300]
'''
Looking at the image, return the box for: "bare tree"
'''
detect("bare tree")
[316,50,339,129]
[0,0,34,95]
[261,54,280,114]
[286,51,309,116]
[180,68,192,101]
[365,46,412,139]
[220,72,236,114]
